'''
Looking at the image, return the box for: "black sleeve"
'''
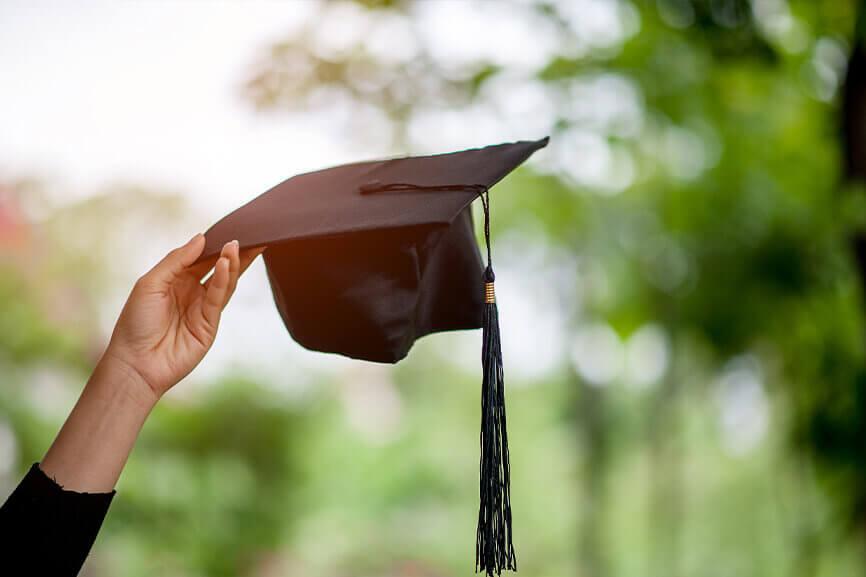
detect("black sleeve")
[0,463,115,576]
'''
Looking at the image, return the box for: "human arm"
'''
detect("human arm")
[40,234,261,491]
[0,233,262,574]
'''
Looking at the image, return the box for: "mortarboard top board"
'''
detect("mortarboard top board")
[197,136,550,576]
[198,136,549,363]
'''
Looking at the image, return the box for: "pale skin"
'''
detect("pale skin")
[40,234,264,493]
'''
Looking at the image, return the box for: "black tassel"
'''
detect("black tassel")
[476,191,516,576]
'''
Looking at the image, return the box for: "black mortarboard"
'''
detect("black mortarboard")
[198,136,549,575]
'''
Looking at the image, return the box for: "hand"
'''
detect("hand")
[102,234,263,404]
[39,234,263,493]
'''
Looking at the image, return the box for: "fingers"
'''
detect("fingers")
[188,243,265,283]
[201,255,231,330]
[186,256,219,282]
[140,234,206,290]
[199,241,262,330]
[203,244,264,292]
[222,241,241,302]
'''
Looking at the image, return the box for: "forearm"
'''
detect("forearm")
[40,355,158,493]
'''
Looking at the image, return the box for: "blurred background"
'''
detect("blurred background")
[2,0,866,575]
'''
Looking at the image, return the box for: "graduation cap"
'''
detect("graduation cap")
[198,136,549,575]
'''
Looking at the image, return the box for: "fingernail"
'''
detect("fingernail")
[230,240,239,247]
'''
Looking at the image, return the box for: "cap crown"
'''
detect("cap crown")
[200,137,549,362]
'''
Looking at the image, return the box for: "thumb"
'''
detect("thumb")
[140,233,206,289]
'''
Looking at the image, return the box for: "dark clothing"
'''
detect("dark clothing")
[0,464,114,576]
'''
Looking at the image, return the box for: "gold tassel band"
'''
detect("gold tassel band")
[485,281,496,304]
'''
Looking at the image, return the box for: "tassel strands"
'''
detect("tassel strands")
[476,190,516,576]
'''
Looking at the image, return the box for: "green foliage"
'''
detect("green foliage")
[102,377,311,576]
[241,0,866,574]
[5,1,866,575]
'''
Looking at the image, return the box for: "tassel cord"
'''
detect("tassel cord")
[476,189,516,576]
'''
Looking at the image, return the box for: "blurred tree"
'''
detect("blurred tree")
[243,0,866,575]
[5,1,866,576]
[102,376,311,577]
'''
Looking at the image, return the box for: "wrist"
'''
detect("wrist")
[92,350,161,412]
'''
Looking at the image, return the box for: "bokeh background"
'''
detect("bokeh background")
[2,0,866,575]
